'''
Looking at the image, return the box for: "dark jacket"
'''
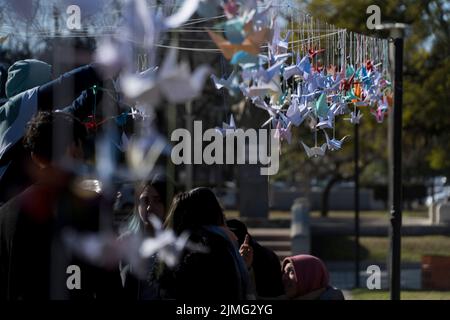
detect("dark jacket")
[251,240,285,297]
[0,168,123,300]
[118,230,161,300]
[158,227,250,301]
[226,219,284,297]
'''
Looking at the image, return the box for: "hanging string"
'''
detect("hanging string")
[314,124,319,147]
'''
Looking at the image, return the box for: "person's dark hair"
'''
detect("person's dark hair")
[143,174,170,209]
[24,111,86,161]
[164,187,225,235]
[226,219,251,246]
[127,173,174,234]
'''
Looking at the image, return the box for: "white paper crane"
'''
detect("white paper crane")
[300,141,327,158]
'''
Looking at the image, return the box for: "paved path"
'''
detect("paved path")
[246,216,450,235]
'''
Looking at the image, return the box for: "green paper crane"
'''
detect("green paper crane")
[346,65,355,78]
[315,93,329,118]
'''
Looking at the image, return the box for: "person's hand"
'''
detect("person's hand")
[239,234,254,269]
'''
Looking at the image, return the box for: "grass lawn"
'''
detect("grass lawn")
[349,289,450,300]
[312,235,450,263]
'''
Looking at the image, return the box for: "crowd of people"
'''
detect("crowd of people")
[0,60,344,300]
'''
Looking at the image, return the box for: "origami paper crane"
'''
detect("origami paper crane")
[62,228,142,271]
[277,87,291,106]
[316,114,334,130]
[259,51,291,66]
[121,47,211,104]
[261,108,289,128]
[371,107,386,123]
[140,215,208,268]
[327,65,338,77]
[357,67,373,88]
[251,96,269,109]
[371,96,389,123]
[354,100,369,107]
[323,74,341,92]
[283,54,311,80]
[252,98,287,128]
[231,50,259,67]
[340,73,355,92]
[315,93,329,118]
[211,70,240,96]
[208,26,271,60]
[346,64,355,78]
[286,100,304,126]
[271,23,291,54]
[215,114,237,135]
[251,96,281,122]
[242,0,272,29]
[344,110,363,124]
[113,132,131,153]
[312,64,324,73]
[256,59,284,83]
[300,141,327,158]
[366,60,374,72]
[297,90,322,104]
[224,18,247,44]
[308,48,325,59]
[240,79,280,98]
[274,121,292,144]
[305,71,326,93]
[324,130,348,151]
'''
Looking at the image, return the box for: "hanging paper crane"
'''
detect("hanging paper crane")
[211,70,240,96]
[324,130,349,151]
[308,48,325,59]
[344,110,363,124]
[300,141,327,158]
[216,114,237,135]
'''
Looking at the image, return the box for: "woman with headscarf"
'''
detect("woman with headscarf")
[281,254,344,300]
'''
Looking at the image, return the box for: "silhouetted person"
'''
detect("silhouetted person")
[227,219,285,298]
[0,111,122,300]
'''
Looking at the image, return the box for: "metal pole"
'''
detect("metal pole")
[354,123,360,288]
[354,122,360,288]
[389,35,403,301]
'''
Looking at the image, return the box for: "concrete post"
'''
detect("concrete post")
[291,197,311,255]
[436,202,450,224]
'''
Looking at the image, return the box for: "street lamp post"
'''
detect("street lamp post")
[375,23,407,301]
[354,122,360,288]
